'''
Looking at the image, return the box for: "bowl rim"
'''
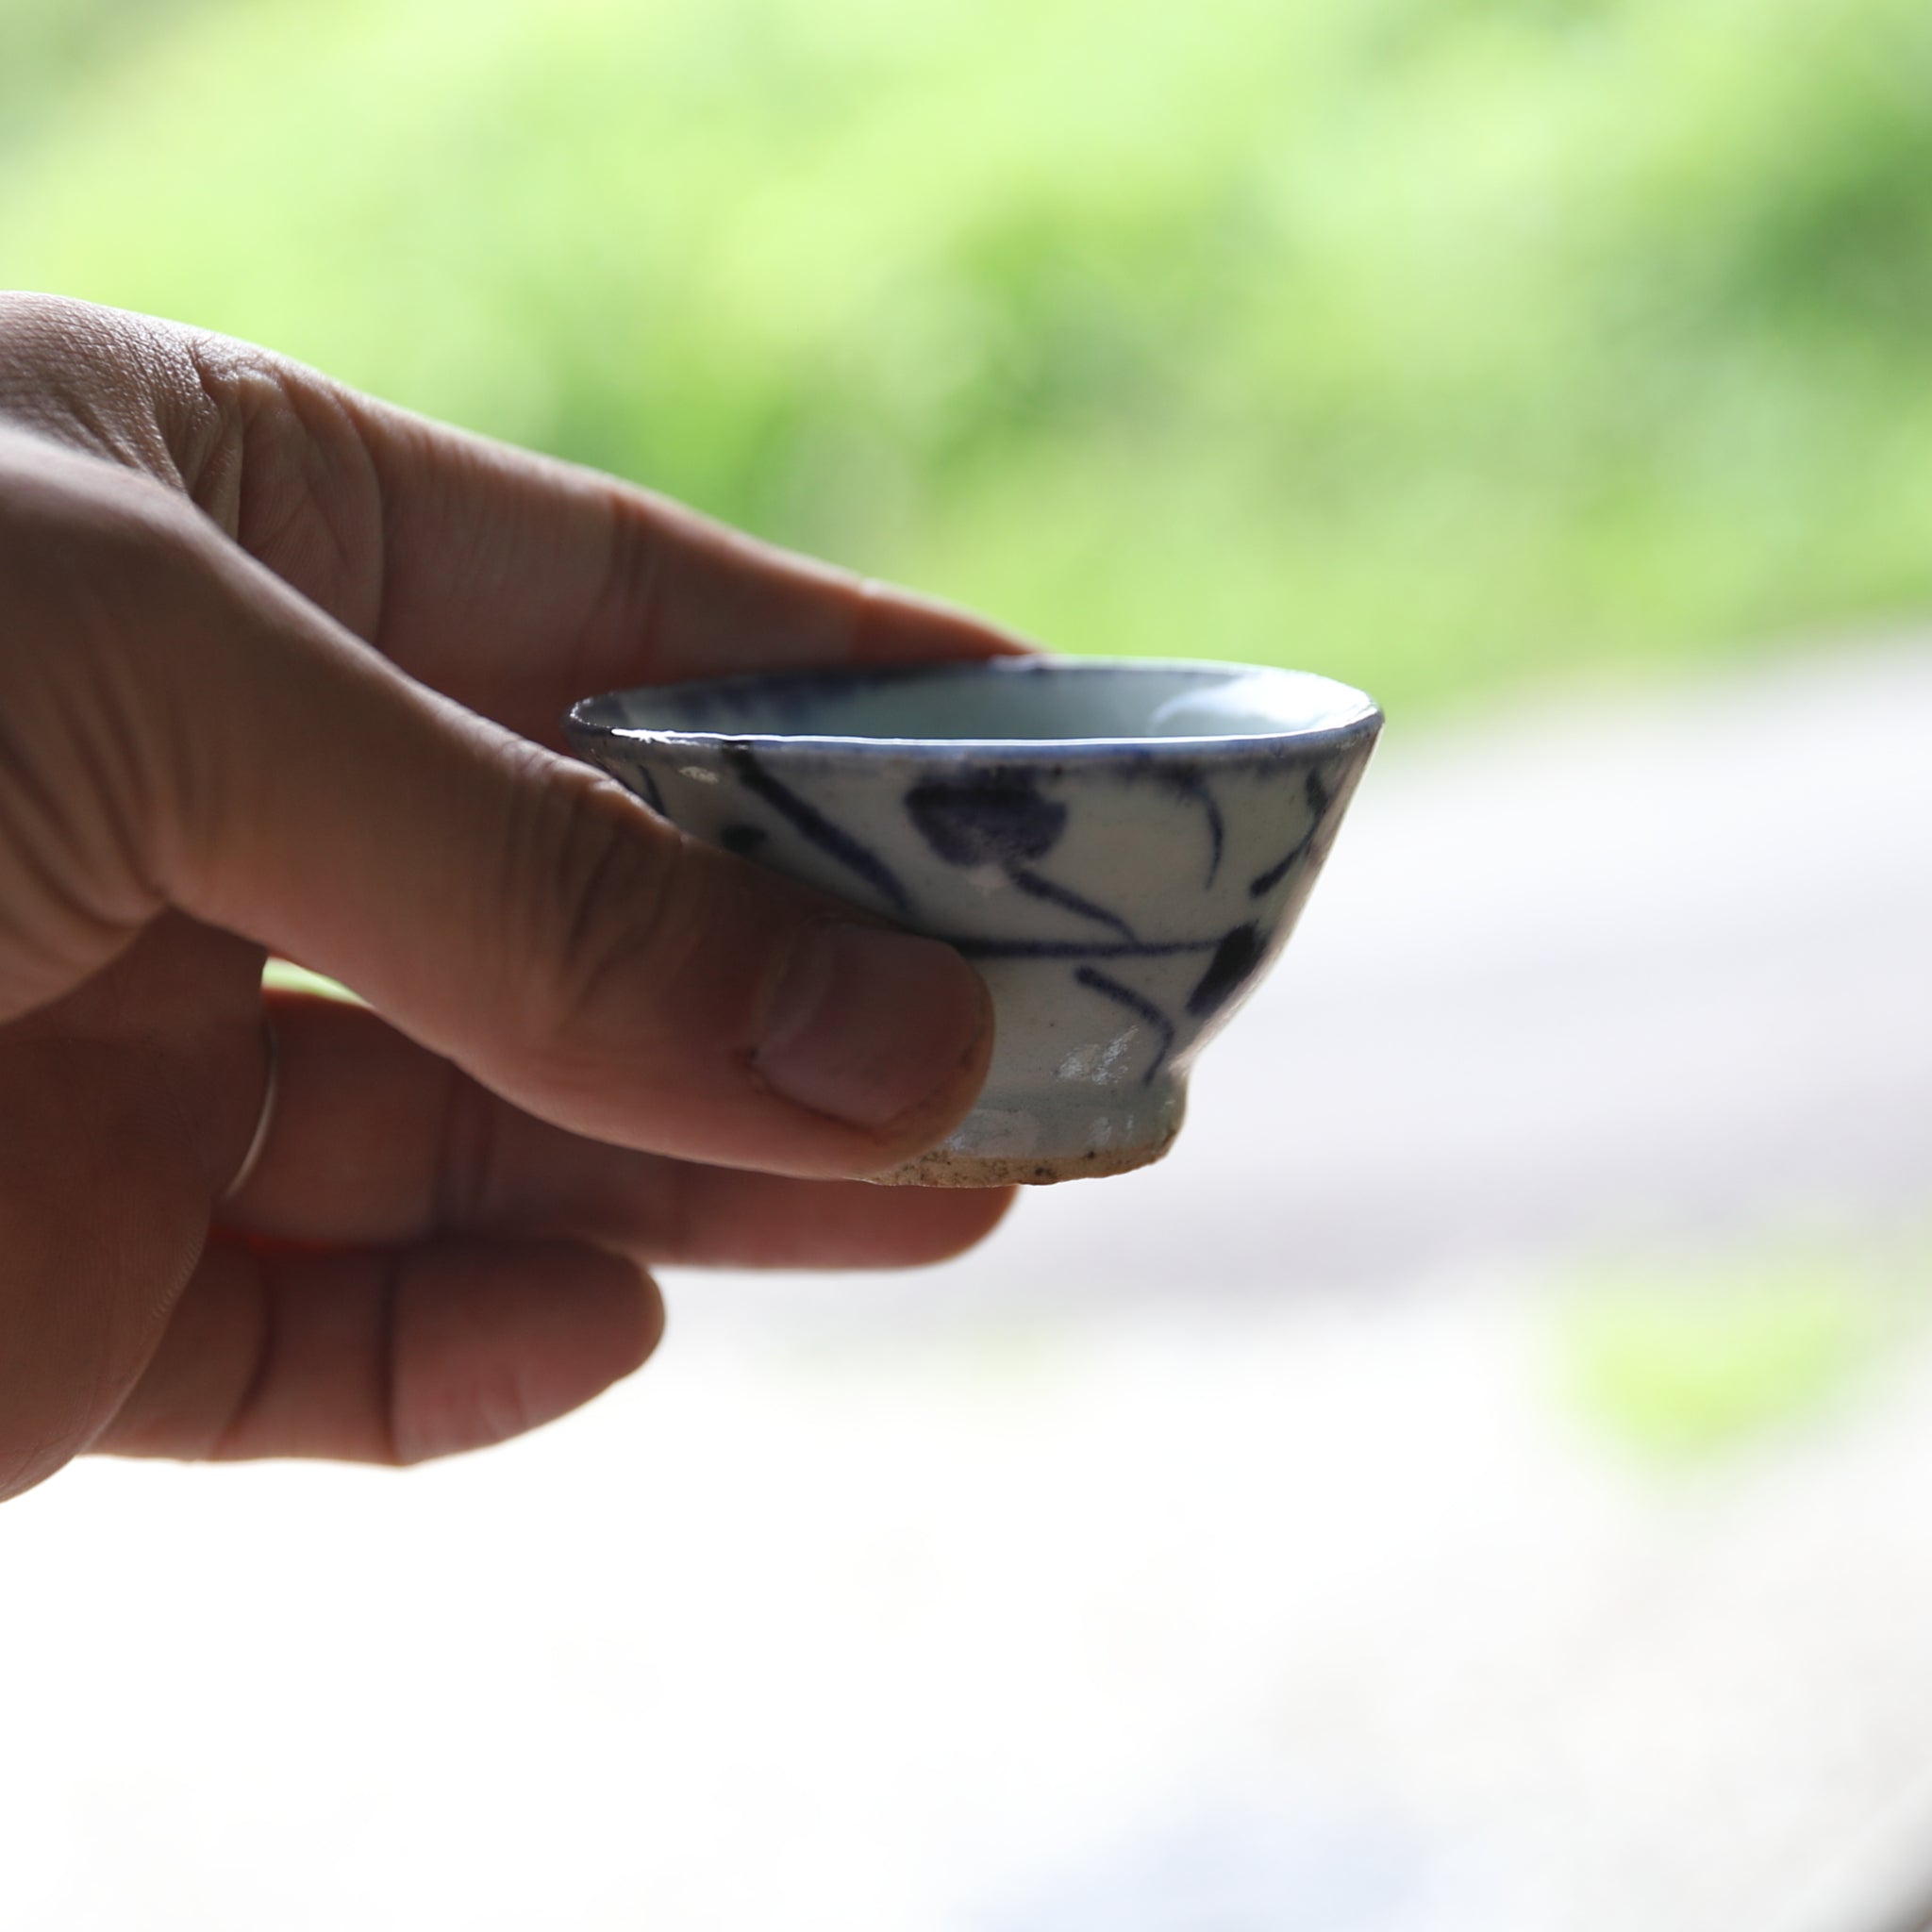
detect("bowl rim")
[563,655,1383,762]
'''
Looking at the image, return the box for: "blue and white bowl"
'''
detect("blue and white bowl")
[565,657,1381,1185]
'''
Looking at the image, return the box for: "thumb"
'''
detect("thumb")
[8,480,991,1180]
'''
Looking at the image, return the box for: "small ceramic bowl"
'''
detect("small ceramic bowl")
[565,657,1381,1185]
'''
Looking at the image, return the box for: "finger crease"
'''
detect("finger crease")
[377,1247,407,1466]
[434,1063,503,1235]
[557,802,651,989]
[209,1246,277,1459]
[578,491,668,691]
[0,710,160,942]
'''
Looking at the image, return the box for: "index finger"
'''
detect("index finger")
[186,321,1033,746]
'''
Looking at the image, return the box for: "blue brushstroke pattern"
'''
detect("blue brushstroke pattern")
[1008,866,1139,941]
[629,762,667,818]
[1074,966,1177,1085]
[944,935,1224,960]
[1169,772,1225,886]
[724,747,912,915]
[1187,922,1265,1017]
[1248,766,1333,898]
[907,775,1068,866]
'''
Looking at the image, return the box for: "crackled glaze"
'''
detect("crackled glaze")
[565,658,1381,1185]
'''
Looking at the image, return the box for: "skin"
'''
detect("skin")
[0,293,1021,1504]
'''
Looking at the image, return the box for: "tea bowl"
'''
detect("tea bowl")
[564,657,1381,1185]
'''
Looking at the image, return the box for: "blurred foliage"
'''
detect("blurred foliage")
[6,0,1932,711]
[1555,1250,1909,1461]
[260,958,360,1004]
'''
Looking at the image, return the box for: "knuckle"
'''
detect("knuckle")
[0,460,209,1002]
[501,759,703,1087]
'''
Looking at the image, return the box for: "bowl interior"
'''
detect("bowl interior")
[573,658,1378,749]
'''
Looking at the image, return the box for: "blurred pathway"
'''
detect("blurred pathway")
[1180,627,1932,1291]
[7,637,1932,1932]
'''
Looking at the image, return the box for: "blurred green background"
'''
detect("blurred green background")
[6,0,1932,715]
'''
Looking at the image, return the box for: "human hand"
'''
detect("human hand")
[0,294,1017,1504]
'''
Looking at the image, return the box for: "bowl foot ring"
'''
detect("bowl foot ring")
[867,1127,1179,1188]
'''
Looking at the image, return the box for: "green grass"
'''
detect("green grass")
[260,958,361,1005]
[1554,1248,1913,1463]
[7,0,1932,714]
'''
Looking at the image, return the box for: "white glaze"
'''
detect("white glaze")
[568,658,1382,1183]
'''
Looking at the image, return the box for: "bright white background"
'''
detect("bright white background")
[7,641,1932,1932]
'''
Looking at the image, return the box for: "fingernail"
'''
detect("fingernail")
[754,923,989,1131]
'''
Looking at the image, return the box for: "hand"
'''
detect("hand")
[0,294,1017,1503]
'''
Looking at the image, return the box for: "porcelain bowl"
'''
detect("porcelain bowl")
[565,657,1381,1185]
